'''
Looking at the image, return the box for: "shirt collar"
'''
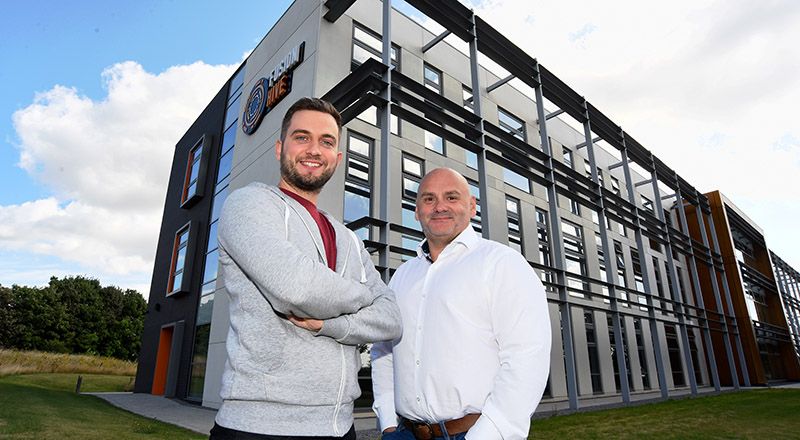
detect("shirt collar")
[416,224,479,262]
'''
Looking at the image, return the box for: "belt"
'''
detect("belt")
[401,414,481,440]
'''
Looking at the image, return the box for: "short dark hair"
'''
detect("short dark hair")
[280,97,342,143]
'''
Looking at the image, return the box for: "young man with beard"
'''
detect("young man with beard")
[371,168,551,440]
[211,97,402,439]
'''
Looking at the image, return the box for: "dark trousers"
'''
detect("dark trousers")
[209,423,356,440]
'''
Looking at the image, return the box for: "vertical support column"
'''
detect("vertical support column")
[377,0,393,282]
[650,168,698,395]
[468,12,491,239]
[705,208,751,386]
[619,136,666,399]
[674,187,721,391]
[691,204,740,389]
[582,110,629,403]
[535,74,578,410]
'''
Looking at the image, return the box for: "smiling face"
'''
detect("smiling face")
[275,109,343,203]
[415,168,477,258]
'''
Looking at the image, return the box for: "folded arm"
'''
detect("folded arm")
[218,186,377,319]
[316,238,403,344]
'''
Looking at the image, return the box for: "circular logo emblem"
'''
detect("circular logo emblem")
[242,78,268,135]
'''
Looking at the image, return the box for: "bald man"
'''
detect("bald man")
[371,168,551,440]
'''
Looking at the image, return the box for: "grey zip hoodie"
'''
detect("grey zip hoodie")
[215,182,402,436]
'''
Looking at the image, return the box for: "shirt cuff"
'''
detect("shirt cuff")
[465,415,502,440]
[377,411,399,432]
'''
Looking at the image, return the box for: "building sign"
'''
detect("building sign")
[242,41,306,135]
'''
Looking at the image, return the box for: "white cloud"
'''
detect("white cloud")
[3,60,238,298]
[463,0,800,266]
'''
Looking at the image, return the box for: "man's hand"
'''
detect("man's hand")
[382,427,397,433]
[287,314,323,332]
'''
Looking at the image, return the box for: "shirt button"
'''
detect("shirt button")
[418,325,422,330]
[416,360,420,365]
[416,397,421,402]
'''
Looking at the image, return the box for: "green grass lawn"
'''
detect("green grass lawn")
[529,388,800,439]
[0,373,206,439]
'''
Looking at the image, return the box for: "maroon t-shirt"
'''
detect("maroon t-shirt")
[280,188,337,271]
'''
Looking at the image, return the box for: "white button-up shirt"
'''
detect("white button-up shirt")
[371,226,551,439]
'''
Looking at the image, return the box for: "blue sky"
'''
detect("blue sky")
[1,0,292,296]
[2,0,799,300]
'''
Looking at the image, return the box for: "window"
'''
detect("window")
[465,150,478,169]
[352,23,399,70]
[401,154,423,225]
[563,147,573,169]
[356,106,399,135]
[568,196,581,215]
[608,315,632,392]
[462,88,478,169]
[424,130,444,155]
[687,332,704,385]
[614,241,629,305]
[187,323,210,399]
[463,86,474,111]
[584,159,592,178]
[634,319,651,389]
[168,223,192,295]
[344,132,373,239]
[423,63,442,94]
[642,195,654,213]
[352,23,400,135]
[654,257,669,315]
[597,233,609,301]
[584,311,603,394]
[503,167,530,193]
[467,180,482,233]
[401,154,424,255]
[506,196,522,253]
[665,325,686,387]
[181,137,205,206]
[562,220,587,296]
[536,209,553,289]
[611,176,621,196]
[498,107,525,141]
[631,250,648,311]
[676,267,687,303]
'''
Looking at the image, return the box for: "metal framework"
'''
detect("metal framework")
[772,252,800,359]
[322,0,747,410]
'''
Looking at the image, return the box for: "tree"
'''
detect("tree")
[0,276,147,361]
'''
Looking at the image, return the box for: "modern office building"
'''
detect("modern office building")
[135,0,800,411]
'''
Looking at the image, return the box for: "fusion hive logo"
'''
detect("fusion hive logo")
[242,41,306,135]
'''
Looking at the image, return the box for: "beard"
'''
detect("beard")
[279,150,336,194]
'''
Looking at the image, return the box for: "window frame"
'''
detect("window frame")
[351,22,400,71]
[180,135,208,208]
[167,221,196,296]
[497,106,526,141]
